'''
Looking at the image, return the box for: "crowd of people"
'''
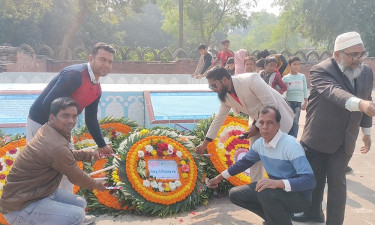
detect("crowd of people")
[198,32,374,225]
[0,32,374,225]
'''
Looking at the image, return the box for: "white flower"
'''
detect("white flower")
[6,148,19,158]
[174,180,182,187]
[118,141,127,151]
[116,132,123,137]
[167,149,174,155]
[205,178,210,184]
[116,181,124,186]
[145,145,154,152]
[0,182,3,189]
[143,180,151,187]
[138,151,145,158]
[176,151,183,158]
[158,182,163,188]
[218,143,225,149]
[151,180,158,188]
[168,144,174,151]
[103,137,110,144]
[138,160,146,168]
[158,186,165,192]
[169,182,177,191]
[0,162,5,173]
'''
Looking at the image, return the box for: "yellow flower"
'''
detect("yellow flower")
[151,150,157,156]
[182,173,188,179]
[112,170,120,183]
[163,151,168,156]
[139,129,149,136]
[164,183,170,192]
[180,160,186,165]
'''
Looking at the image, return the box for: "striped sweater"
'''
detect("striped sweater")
[224,130,315,202]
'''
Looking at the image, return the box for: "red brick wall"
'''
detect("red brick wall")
[42,59,197,74]
[6,52,46,72]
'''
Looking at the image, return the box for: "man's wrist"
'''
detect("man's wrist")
[282,179,291,192]
[346,97,362,112]
[204,137,213,143]
[221,170,231,179]
[362,127,371,136]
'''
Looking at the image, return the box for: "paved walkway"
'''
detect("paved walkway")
[96,109,375,225]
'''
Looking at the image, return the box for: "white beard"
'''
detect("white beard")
[337,55,364,80]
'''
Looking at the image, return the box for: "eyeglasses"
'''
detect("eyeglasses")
[209,80,221,90]
[342,51,369,61]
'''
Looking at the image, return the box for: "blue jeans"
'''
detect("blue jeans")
[4,189,86,225]
[287,101,302,138]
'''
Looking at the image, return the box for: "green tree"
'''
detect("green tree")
[228,11,312,53]
[158,0,255,48]
[275,0,375,54]
[0,0,150,59]
[118,4,173,48]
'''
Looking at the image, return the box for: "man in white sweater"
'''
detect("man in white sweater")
[196,67,294,182]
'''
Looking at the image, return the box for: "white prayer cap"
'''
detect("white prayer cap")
[334,32,363,51]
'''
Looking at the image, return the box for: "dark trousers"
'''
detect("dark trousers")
[287,101,302,138]
[303,145,352,225]
[229,182,310,225]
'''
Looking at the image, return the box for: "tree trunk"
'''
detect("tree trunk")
[58,0,88,60]
[178,0,184,48]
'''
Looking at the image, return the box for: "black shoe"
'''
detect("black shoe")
[291,212,325,223]
[345,166,353,175]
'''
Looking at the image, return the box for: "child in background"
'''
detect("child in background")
[256,49,289,76]
[282,56,308,138]
[260,56,287,94]
[191,43,213,79]
[255,58,265,73]
[225,57,235,76]
[244,56,256,73]
[213,39,234,67]
[234,49,248,74]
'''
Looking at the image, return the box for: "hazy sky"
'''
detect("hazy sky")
[252,0,281,15]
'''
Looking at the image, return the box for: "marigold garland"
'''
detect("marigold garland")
[0,213,9,225]
[100,123,131,139]
[92,189,129,210]
[0,138,26,225]
[124,136,198,205]
[91,158,108,179]
[73,122,132,143]
[73,162,84,194]
[206,116,252,186]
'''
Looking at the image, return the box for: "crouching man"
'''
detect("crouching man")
[0,97,106,225]
[208,106,316,225]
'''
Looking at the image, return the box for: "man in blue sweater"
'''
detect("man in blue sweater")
[208,106,315,225]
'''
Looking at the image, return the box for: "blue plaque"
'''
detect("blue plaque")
[148,92,220,121]
[0,95,38,124]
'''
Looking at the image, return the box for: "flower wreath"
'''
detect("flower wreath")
[73,162,84,194]
[86,158,132,214]
[206,116,252,186]
[73,117,138,145]
[0,138,26,225]
[115,130,205,216]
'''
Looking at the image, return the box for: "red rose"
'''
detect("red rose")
[5,159,13,166]
[0,174,6,180]
[181,164,190,173]
[8,149,17,154]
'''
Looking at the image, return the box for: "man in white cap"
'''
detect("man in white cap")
[292,31,375,225]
